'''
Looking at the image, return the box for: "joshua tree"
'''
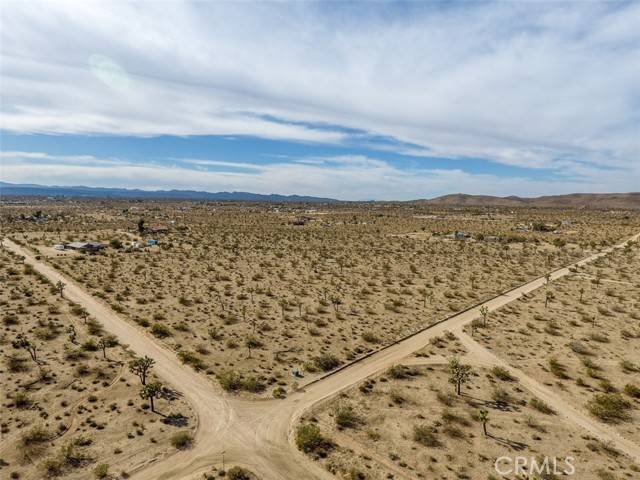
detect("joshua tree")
[479,306,489,326]
[67,325,77,344]
[137,218,145,235]
[579,287,585,303]
[98,335,118,360]
[79,307,90,324]
[55,280,66,297]
[545,290,555,308]
[594,271,601,289]
[129,355,155,385]
[478,408,489,436]
[140,382,163,413]
[214,289,225,312]
[12,333,39,364]
[545,273,551,285]
[247,286,255,304]
[330,295,343,315]
[449,357,472,395]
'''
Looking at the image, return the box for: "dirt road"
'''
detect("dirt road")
[3,233,638,478]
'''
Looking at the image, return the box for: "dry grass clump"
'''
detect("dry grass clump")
[587,393,633,423]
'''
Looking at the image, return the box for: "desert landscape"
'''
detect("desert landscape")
[1,197,639,479]
[3,1,640,478]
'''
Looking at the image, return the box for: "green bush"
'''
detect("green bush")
[491,366,516,382]
[587,393,632,423]
[295,424,332,456]
[530,398,555,415]
[93,463,109,479]
[177,350,206,371]
[218,371,244,391]
[227,466,253,480]
[334,403,360,429]
[314,353,340,372]
[170,432,193,450]
[151,323,172,338]
[624,384,640,398]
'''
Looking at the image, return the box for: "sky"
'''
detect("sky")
[1,1,639,201]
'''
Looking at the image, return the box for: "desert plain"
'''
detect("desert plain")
[1,198,639,480]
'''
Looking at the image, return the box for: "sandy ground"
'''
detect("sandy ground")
[466,243,640,446]
[2,230,638,479]
[0,248,195,479]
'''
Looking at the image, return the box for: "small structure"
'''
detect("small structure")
[454,231,471,240]
[65,242,106,252]
[148,225,169,234]
[147,239,158,246]
[53,244,65,251]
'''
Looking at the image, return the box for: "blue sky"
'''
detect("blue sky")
[1,1,638,200]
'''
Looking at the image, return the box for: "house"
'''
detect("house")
[148,225,169,234]
[65,242,106,251]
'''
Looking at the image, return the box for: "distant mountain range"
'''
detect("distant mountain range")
[0,182,336,203]
[1,182,639,208]
[419,193,640,209]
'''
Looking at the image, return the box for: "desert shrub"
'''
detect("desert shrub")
[436,391,456,406]
[177,350,205,371]
[413,424,440,447]
[386,364,418,380]
[624,384,640,398]
[86,320,103,336]
[6,355,30,373]
[93,463,109,479]
[548,357,569,379]
[272,386,287,398]
[587,393,632,423]
[620,359,639,373]
[361,331,380,343]
[295,424,332,456]
[589,332,609,343]
[227,466,253,480]
[245,335,263,349]
[530,398,555,415]
[14,391,32,409]
[41,457,65,477]
[334,403,360,429]
[22,425,51,446]
[491,366,515,381]
[569,341,592,356]
[241,376,265,393]
[492,387,512,405]
[151,323,172,338]
[314,353,340,372]
[170,432,193,450]
[218,371,243,391]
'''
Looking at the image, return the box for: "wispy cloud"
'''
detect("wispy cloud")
[1,1,638,191]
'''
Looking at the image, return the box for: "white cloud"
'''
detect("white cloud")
[1,1,638,185]
[3,151,638,201]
